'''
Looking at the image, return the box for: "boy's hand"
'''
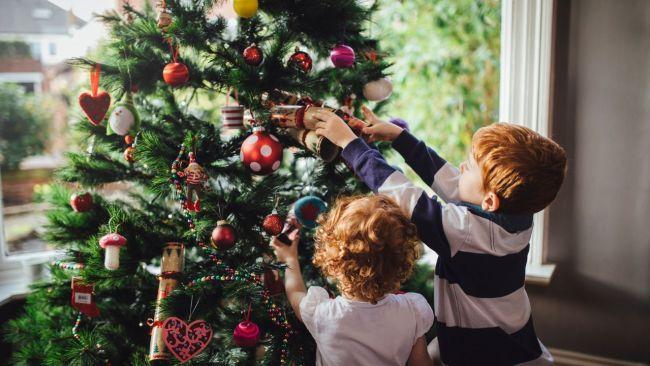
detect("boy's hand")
[313,110,358,148]
[360,105,403,143]
[270,229,300,264]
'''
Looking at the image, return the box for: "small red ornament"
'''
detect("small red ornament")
[240,126,283,175]
[262,211,283,236]
[124,146,135,162]
[330,44,355,68]
[163,62,189,87]
[162,317,213,363]
[79,92,111,126]
[79,65,110,125]
[211,220,236,249]
[180,152,208,212]
[71,276,100,317]
[99,233,127,270]
[288,48,312,73]
[233,321,260,347]
[243,43,263,66]
[124,135,135,145]
[70,192,93,212]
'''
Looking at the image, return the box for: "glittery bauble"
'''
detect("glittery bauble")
[233,321,260,347]
[287,49,312,73]
[163,62,189,87]
[211,220,236,250]
[262,212,283,236]
[363,77,393,101]
[294,196,327,228]
[330,44,355,68]
[70,193,93,212]
[243,44,263,66]
[240,126,283,175]
[233,0,258,18]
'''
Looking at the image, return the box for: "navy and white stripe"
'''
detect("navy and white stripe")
[341,133,553,366]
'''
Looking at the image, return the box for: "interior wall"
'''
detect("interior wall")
[528,0,650,362]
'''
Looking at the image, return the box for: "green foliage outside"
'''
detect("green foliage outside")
[0,83,49,170]
[376,0,501,166]
[0,40,32,59]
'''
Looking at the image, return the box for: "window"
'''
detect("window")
[377,0,556,284]
[28,42,41,61]
[499,0,556,284]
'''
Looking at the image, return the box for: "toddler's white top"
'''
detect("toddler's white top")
[300,286,434,366]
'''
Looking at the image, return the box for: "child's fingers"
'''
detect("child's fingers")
[361,105,376,123]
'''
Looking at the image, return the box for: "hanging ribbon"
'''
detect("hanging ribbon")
[90,64,101,97]
[167,38,179,63]
[225,88,240,106]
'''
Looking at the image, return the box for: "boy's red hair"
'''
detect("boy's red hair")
[472,123,567,214]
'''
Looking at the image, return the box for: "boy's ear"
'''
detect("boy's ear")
[481,192,500,212]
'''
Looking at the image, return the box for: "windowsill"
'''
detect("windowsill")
[525,263,556,286]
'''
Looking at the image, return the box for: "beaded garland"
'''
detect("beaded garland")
[170,143,299,364]
[52,261,85,270]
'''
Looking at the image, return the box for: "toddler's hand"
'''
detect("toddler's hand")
[313,110,358,148]
[360,105,403,143]
[270,229,300,263]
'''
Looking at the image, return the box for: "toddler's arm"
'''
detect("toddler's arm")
[270,230,307,321]
[408,337,433,366]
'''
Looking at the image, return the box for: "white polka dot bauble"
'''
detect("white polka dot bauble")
[240,126,283,175]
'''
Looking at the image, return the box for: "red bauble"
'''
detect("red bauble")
[233,321,260,347]
[70,193,93,212]
[124,135,135,145]
[211,220,236,249]
[262,211,283,236]
[287,49,312,73]
[243,43,263,66]
[163,62,189,87]
[330,44,355,68]
[78,91,111,126]
[240,126,283,175]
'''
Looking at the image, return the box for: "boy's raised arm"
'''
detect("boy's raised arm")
[341,137,454,258]
[391,129,461,204]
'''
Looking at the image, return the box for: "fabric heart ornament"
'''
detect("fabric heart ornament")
[79,65,111,125]
[162,317,213,363]
[79,91,111,125]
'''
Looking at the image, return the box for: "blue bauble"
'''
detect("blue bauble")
[294,196,328,228]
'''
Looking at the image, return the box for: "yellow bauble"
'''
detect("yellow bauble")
[233,0,258,18]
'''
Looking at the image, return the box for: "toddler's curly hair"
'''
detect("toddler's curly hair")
[313,195,420,304]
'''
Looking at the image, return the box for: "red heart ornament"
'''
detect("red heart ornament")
[79,91,111,125]
[162,317,213,363]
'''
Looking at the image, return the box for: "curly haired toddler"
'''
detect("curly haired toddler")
[271,194,434,366]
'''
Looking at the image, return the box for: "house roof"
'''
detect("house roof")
[0,0,86,35]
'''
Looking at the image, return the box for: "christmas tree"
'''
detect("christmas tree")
[3,1,419,365]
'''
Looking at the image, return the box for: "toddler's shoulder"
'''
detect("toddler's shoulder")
[400,293,433,316]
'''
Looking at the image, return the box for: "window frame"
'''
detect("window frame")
[499,0,557,285]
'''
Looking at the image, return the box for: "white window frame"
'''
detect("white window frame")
[499,0,556,285]
[0,169,61,304]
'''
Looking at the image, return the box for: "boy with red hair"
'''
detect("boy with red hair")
[314,107,567,365]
